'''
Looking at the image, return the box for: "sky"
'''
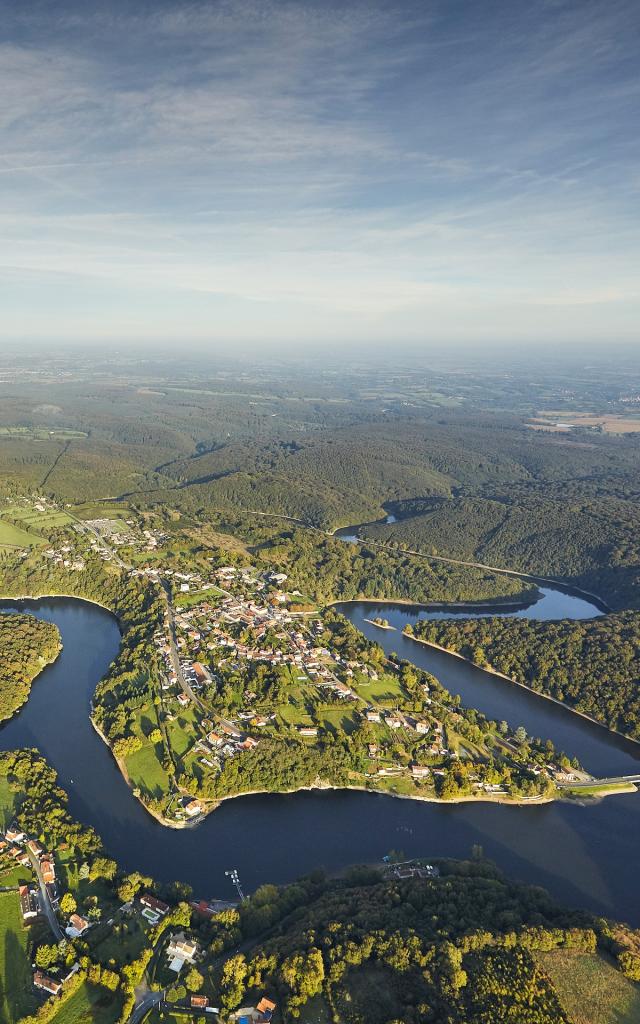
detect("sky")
[1,0,639,348]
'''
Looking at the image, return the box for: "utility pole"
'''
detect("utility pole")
[225,868,245,901]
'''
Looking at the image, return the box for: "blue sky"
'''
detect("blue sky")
[1,0,639,347]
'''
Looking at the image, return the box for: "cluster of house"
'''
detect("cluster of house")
[383,860,440,880]
[42,544,85,571]
[0,827,60,913]
[82,518,167,554]
[233,996,277,1023]
[193,721,259,776]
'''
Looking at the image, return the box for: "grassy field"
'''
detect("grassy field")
[48,979,122,1024]
[165,707,199,758]
[9,510,74,531]
[0,890,37,1023]
[535,950,640,1024]
[354,673,407,704]
[174,586,225,611]
[0,519,43,549]
[125,743,171,800]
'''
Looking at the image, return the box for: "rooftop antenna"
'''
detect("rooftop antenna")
[225,868,245,901]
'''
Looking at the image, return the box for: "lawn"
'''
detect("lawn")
[48,979,122,1024]
[0,890,37,1022]
[90,915,149,966]
[317,706,359,735]
[14,510,73,530]
[535,950,640,1024]
[165,709,198,759]
[354,673,407,704]
[125,743,171,800]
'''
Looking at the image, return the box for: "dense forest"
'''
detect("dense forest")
[406,611,640,739]
[0,613,60,721]
[250,525,533,605]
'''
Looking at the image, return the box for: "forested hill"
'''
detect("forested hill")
[208,858,639,1024]
[0,612,61,721]
[406,612,640,739]
[361,492,640,610]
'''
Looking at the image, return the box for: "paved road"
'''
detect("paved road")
[27,850,64,941]
[128,989,164,1024]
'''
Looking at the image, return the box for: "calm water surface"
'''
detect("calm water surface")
[1,594,639,923]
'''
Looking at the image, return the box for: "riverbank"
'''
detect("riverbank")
[0,636,62,724]
[403,631,640,749]
[151,778,560,829]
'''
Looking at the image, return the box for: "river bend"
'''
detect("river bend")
[1,591,639,924]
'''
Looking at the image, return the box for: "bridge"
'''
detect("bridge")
[556,775,640,789]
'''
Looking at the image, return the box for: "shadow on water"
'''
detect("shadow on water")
[1,595,639,924]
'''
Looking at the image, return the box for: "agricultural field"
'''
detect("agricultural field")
[529,411,640,434]
[0,890,37,1023]
[535,950,640,1024]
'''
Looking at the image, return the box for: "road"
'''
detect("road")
[128,989,165,1024]
[27,850,64,941]
[160,582,205,710]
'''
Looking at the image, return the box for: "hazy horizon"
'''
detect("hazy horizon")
[2,0,639,348]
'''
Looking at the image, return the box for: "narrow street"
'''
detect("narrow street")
[27,850,64,942]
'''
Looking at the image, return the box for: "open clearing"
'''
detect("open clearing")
[535,950,640,1024]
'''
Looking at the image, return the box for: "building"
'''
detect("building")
[191,994,209,1009]
[33,972,62,996]
[19,885,37,921]
[298,726,318,737]
[192,662,211,684]
[40,858,56,884]
[166,932,199,973]
[411,764,431,779]
[256,997,277,1021]
[140,893,170,917]
[65,914,90,938]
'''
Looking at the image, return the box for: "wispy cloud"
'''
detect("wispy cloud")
[0,0,639,343]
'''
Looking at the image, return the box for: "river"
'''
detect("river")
[1,593,639,923]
